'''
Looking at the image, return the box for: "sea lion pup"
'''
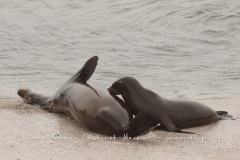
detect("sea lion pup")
[18,56,156,138]
[108,76,231,133]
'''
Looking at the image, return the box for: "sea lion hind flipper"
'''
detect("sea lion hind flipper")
[17,89,49,106]
[18,89,31,98]
[216,111,236,120]
[18,89,73,115]
[216,111,228,116]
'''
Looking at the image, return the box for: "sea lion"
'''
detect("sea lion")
[108,76,230,133]
[18,56,155,138]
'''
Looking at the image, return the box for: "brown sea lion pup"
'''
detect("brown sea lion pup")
[108,76,231,134]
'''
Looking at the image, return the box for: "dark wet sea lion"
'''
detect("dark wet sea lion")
[108,76,229,133]
[18,57,155,138]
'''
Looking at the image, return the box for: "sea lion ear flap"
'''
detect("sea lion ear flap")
[76,56,99,83]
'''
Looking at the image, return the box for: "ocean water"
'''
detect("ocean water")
[0,0,240,100]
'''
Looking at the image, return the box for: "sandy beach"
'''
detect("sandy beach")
[1,97,239,160]
[1,0,240,160]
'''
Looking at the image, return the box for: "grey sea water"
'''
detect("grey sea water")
[0,0,240,99]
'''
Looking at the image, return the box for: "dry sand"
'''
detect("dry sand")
[0,97,240,160]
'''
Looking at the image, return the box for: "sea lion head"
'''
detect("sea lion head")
[108,76,143,98]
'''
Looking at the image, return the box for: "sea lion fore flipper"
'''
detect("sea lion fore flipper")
[84,83,101,98]
[97,110,157,137]
[161,117,194,134]
[74,56,98,83]
[70,56,101,98]
[125,111,158,137]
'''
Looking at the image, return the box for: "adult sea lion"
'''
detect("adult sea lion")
[108,76,230,133]
[18,57,155,138]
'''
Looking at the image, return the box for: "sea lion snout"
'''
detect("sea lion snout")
[107,87,120,96]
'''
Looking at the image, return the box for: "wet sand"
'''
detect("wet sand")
[0,97,240,160]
